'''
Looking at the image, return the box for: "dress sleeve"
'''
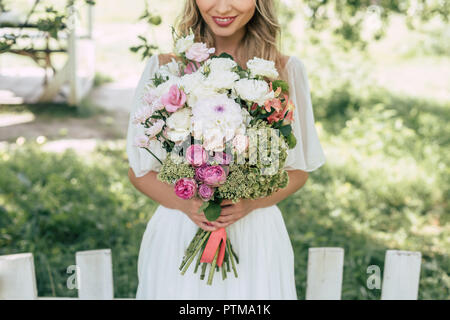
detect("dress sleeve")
[126,54,166,177]
[284,56,326,172]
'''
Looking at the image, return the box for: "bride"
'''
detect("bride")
[126,0,326,299]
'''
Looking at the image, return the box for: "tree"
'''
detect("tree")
[292,0,450,50]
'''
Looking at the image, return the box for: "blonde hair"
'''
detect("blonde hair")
[175,0,288,81]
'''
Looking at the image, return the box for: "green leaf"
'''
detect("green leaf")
[279,125,292,138]
[215,52,234,60]
[198,201,210,214]
[204,201,221,221]
[272,80,289,93]
[286,132,297,149]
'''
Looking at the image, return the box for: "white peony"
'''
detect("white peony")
[247,57,279,79]
[192,94,244,150]
[165,108,192,142]
[234,79,274,105]
[175,34,195,54]
[202,128,226,152]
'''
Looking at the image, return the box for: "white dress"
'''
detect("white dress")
[126,54,326,300]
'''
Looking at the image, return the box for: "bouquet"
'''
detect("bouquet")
[133,29,297,285]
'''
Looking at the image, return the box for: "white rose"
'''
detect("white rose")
[247,57,279,79]
[234,79,274,105]
[206,57,237,73]
[181,71,205,94]
[166,58,181,77]
[157,61,181,80]
[165,108,192,142]
[206,70,239,90]
[175,34,195,54]
[182,72,217,105]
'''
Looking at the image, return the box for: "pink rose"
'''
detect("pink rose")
[174,178,197,200]
[161,85,186,113]
[203,165,227,187]
[185,43,215,62]
[186,144,208,167]
[198,184,215,201]
[195,164,208,181]
[184,61,201,74]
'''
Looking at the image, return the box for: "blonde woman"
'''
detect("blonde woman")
[127,0,326,299]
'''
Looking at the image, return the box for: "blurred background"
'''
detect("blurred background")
[0,0,448,299]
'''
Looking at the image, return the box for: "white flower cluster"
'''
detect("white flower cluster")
[134,38,283,153]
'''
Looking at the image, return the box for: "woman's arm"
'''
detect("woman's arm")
[128,168,219,231]
[128,168,181,210]
[211,170,309,228]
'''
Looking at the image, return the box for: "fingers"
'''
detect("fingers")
[216,215,235,224]
[220,199,234,206]
[199,222,218,232]
[210,220,230,229]
[220,205,237,216]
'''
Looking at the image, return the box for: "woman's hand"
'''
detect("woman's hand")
[210,199,258,229]
[177,197,219,232]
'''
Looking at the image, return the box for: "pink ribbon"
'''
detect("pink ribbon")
[200,228,227,267]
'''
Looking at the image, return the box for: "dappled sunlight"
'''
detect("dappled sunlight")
[0,111,35,127]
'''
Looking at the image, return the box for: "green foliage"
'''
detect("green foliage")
[291,0,450,50]
[156,155,195,185]
[0,0,96,54]
[129,0,162,60]
[0,142,157,298]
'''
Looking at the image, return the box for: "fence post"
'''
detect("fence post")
[306,247,345,300]
[0,253,37,300]
[381,250,421,300]
[75,249,114,300]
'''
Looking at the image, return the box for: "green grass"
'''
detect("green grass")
[0,80,448,299]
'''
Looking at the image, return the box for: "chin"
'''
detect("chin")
[209,25,240,38]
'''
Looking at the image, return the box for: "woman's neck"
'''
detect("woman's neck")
[213,26,246,60]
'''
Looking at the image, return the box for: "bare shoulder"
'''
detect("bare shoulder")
[158,53,181,66]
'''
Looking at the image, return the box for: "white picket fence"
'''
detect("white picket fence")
[0,248,422,300]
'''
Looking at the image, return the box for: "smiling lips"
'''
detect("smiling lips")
[212,16,237,27]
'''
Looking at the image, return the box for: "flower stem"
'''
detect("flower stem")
[227,238,238,278]
[200,263,207,280]
[179,228,204,270]
[194,239,206,273]
[207,245,220,285]
[181,231,210,275]
[144,147,163,165]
